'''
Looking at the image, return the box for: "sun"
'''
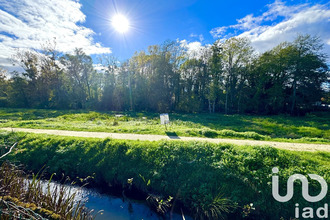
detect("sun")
[111,14,130,33]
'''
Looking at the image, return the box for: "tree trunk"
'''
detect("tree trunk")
[291,79,297,115]
[237,93,241,114]
[128,71,133,111]
[225,92,228,114]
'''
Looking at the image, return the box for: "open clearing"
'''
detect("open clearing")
[1,108,329,144]
[2,127,329,152]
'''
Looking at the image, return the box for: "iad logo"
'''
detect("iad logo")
[272,167,328,202]
[272,167,328,219]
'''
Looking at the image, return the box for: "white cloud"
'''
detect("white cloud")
[189,33,198,38]
[180,40,204,59]
[93,63,106,73]
[0,0,111,70]
[210,27,227,39]
[180,39,212,61]
[210,1,330,56]
[210,0,307,38]
[189,33,205,42]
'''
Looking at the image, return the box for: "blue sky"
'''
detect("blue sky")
[0,0,329,71]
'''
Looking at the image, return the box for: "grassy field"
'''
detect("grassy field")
[0,108,329,143]
[1,131,329,219]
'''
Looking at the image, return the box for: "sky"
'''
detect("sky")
[0,0,329,72]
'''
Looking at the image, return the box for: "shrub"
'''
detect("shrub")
[199,129,218,138]
[218,129,268,140]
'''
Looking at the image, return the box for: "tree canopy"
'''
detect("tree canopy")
[1,34,329,115]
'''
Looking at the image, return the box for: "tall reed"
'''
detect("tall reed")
[0,162,96,219]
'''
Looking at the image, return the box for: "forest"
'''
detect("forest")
[0,34,329,115]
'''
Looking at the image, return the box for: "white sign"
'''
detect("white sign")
[160,113,170,125]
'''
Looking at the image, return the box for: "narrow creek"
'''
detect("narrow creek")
[40,180,191,220]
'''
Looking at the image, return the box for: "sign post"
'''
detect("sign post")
[160,113,170,130]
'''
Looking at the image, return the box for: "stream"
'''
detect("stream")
[41,181,191,220]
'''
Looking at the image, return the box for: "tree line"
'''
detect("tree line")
[0,35,329,115]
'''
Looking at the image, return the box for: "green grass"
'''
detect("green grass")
[1,131,329,219]
[0,108,329,143]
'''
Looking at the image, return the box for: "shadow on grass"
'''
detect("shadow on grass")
[165,131,180,139]
[171,112,330,139]
[0,108,84,121]
[170,112,254,131]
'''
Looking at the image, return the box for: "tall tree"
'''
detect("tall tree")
[0,68,9,107]
[285,35,328,115]
[207,42,223,113]
[246,44,289,114]
[221,37,254,114]
[12,50,40,107]
[99,55,118,110]
[61,48,95,109]
[39,39,69,108]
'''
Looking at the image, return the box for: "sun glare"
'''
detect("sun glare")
[111,14,130,33]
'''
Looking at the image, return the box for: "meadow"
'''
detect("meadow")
[0,108,329,144]
[1,131,329,219]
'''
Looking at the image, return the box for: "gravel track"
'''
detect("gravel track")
[1,127,329,152]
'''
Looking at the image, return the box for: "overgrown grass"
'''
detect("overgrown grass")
[0,108,329,143]
[2,131,329,219]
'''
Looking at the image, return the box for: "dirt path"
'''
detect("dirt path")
[1,127,329,152]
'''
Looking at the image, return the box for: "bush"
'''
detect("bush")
[199,129,218,138]
[218,129,268,140]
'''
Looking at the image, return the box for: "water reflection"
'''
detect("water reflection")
[40,180,190,220]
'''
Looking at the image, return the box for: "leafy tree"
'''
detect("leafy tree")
[207,42,223,113]
[1,36,328,115]
[246,44,289,114]
[99,55,118,110]
[0,68,9,107]
[128,51,151,111]
[60,48,95,109]
[179,58,206,112]
[285,35,328,115]
[221,37,254,114]
[39,40,69,108]
[246,35,328,115]
[12,50,40,107]
[7,72,30,108]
